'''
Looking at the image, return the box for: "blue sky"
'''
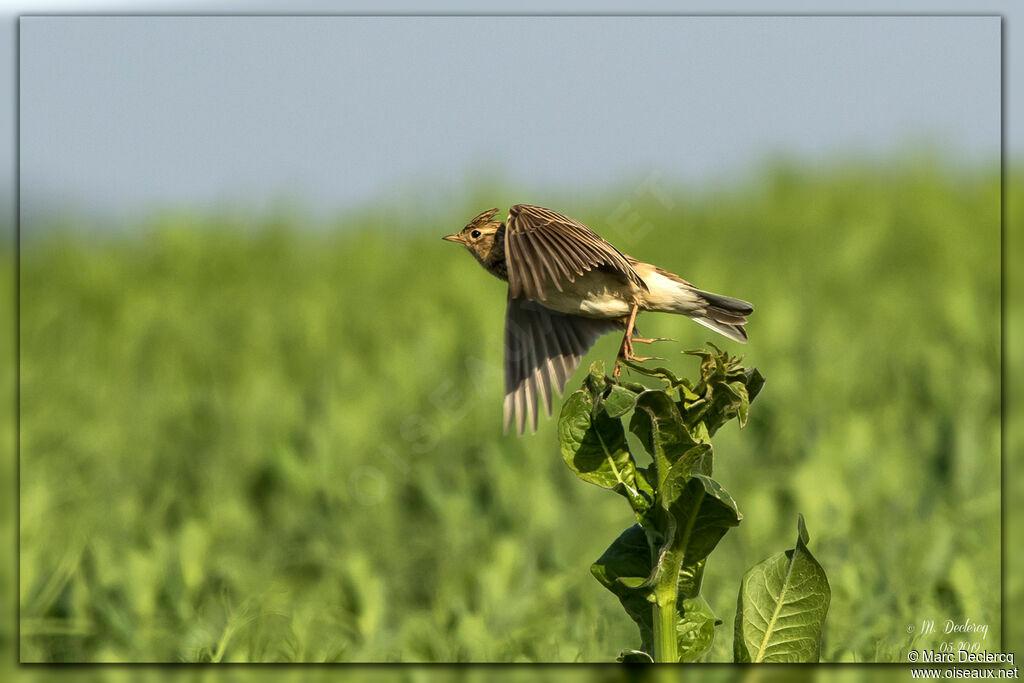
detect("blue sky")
[5,2,1014,224]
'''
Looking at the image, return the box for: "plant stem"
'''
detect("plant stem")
[652,588,678,663]
[651,541,682,664]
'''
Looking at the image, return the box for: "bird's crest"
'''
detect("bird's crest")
[465,207,500,230]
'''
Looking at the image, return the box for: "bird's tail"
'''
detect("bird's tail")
[690,288,753,344]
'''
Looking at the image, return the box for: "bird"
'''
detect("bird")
[443,204,753,435]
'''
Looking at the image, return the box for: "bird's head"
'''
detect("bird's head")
[443,208,504,264]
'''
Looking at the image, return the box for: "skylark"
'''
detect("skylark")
[444,204,753,434]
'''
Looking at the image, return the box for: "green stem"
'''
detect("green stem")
[652,587,678,663]
[651,539,682,664]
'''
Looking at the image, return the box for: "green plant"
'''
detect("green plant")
[559,345,830,663]
[17,159,1000,662]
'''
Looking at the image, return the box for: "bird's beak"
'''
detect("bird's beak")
[442,233,464,244]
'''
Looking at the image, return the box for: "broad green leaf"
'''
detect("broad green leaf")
[629,391,701,487]
[662,475,741,596]
[558,389,646,514]
[635,465,657,509]
[660,447,715,506]
[603,383,639,418]
[591,525,657,654]
[591,525,720,662]
[693,448,714,476]
[677,595,718,662]
[677,558,707,600]
[744,366,766,405]
[651,475,741,610]
[734,514,831,663]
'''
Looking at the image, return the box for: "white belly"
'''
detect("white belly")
[639,269,701,314]
[536,270,634,319]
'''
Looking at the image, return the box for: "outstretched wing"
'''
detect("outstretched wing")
[504,295,622,434]
[504,204,647,302]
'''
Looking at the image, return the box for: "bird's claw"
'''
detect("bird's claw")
[630,336,673,345]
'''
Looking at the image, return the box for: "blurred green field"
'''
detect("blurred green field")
[16,157,1003,663]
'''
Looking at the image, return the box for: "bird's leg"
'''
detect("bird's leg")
[621,305,639,358]
[614,305,659,377]
[614,306,637,377]
[614,334,629,378]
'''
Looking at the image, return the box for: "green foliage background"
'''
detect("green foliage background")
[16,157,1003,662]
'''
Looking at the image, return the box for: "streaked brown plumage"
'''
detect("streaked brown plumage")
[444,204,754,435]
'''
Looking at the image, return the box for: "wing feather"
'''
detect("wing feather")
[532,319,554,417]
[523,318,539,433]
[540,226,589,277]
[517,233,548,302]
[504,204,647,301]
[528,228,571,287]
[503,295,622,434]
[505,231,529,300]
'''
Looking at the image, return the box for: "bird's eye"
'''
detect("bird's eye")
[471,230,481,239]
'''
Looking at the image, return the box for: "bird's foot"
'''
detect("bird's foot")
[615,347,664,376]
[630,336,673,345]
[615,322,666,376]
